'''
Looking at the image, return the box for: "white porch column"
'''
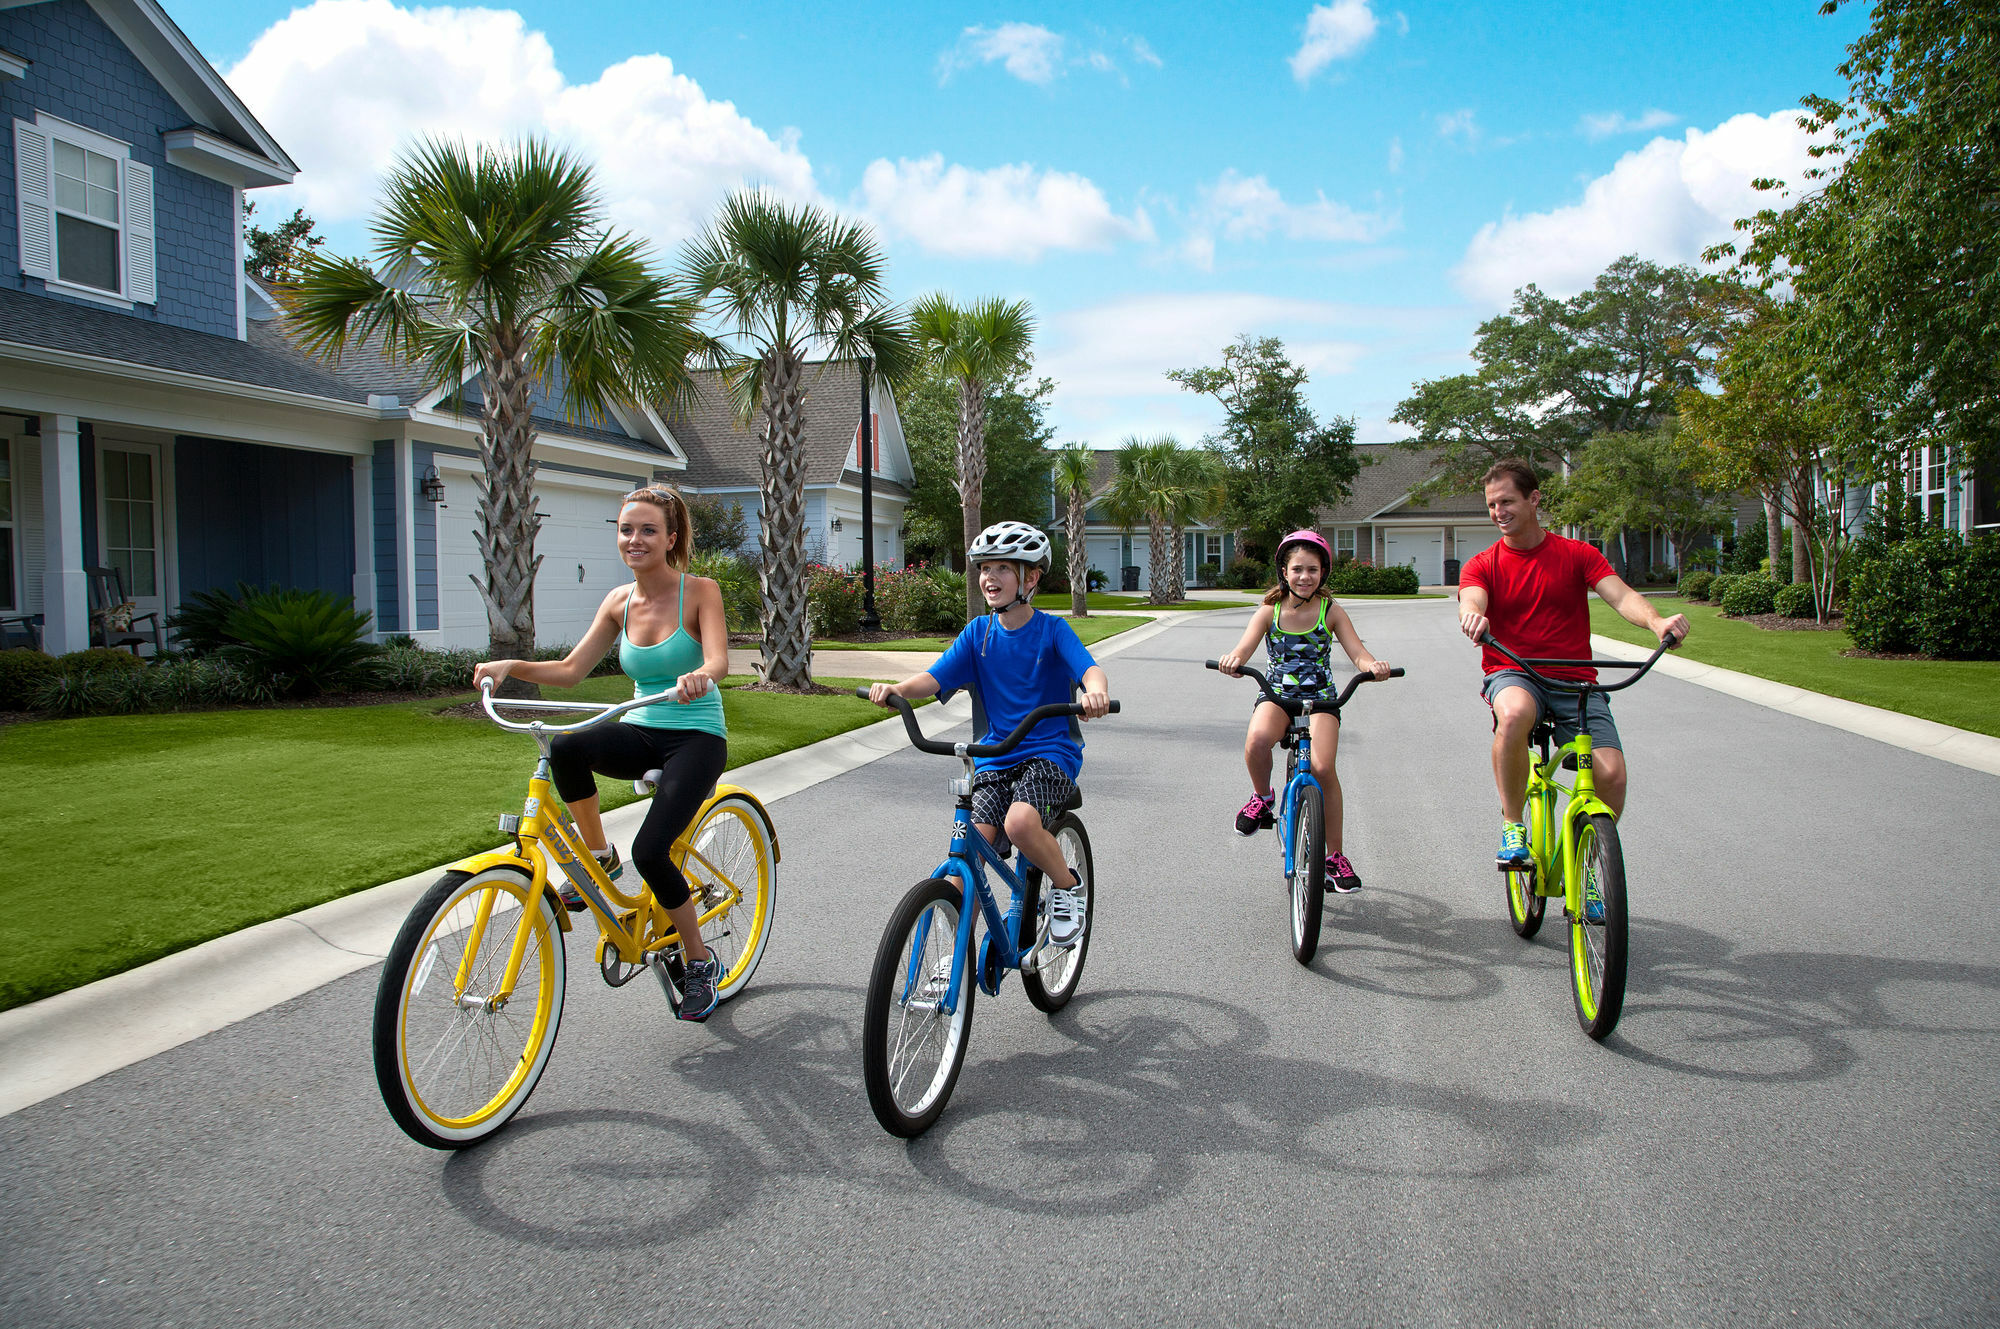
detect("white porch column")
[38,414,88,653]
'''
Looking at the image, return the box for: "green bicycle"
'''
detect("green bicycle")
[1480,630,1678,1041]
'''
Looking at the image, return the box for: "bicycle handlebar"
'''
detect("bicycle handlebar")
[1476,630,1680,694]
[1204,659,1403,715]
[478,676,686,734]
[854,689,1120,757]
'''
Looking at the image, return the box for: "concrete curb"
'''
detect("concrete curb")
[0,607,1199,1117]
[1590,634,2000,778]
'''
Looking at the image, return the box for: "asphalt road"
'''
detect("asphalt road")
[3,600,1995,1328]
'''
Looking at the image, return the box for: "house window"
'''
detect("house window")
[53,139,120,294]
[1203,533,1222,566]
[0,439,13,611]
[1335,528,1355,559]
[100,447,157,597]
[1909,444,1951,524]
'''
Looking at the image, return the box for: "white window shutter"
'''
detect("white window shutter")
[121,158,155,304]
[13,120,53,280]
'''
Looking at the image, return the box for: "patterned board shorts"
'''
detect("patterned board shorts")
[970,757,1079,839]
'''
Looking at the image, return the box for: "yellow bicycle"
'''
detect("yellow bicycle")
[372,681,779,1149]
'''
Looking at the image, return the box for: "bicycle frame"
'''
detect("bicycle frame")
[1276,717,1324,883]
[915,799,1036,1017]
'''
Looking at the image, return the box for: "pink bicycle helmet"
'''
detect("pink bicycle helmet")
[1274,529,1332,570]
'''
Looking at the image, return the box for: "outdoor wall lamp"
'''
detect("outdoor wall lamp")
[831,517,843,532]
[417,465,445,504]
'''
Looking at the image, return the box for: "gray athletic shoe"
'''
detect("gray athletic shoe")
[677,953,721,1022]
[1045,873,1085,948]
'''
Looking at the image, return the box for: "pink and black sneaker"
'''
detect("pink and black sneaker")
[1235,792,1276,836]
[1326,852,1362,893]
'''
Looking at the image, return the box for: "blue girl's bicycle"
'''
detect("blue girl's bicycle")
[856,691,1119,1138]
[1207,659,1402,964]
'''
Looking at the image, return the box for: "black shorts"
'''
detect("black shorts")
[970,758,1078,836]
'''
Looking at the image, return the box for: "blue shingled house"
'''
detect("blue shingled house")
[0,0,915,656]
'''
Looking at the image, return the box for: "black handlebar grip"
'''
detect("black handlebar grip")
[1106,700,1122,714]
[1203,659,1220,670]
[1388,667,1406,677]
[853,686,871,699]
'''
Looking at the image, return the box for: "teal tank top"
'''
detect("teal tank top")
[619,579,727,738]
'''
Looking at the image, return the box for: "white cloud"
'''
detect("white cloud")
[858,155,1153,262]
[1290,0,1380,84]
[1436,108,1479,144]
[1128,36,1163,67]
[940,22,1065,84]
[1180,170,1398,268]
[226,0,817,245]
[1455,110,1822,307]
[1578,108,1679,140]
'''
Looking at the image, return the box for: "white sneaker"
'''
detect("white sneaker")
[1045,874,1085,947]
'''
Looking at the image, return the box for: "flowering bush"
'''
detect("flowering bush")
[877,564,965,634]
[805,563,864,636]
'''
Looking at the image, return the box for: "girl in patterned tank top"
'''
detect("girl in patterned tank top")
[471,485,733,1020]
[1215,531,1391,892]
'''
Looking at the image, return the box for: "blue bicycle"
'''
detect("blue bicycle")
[857,691,1119,1138]
[1206,659,1402,964]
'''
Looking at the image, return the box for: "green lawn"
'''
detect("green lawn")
[1589,599,2000,737]
[1033,592,1257,612]
[814,614,1150,653]
[0,675,891,1011]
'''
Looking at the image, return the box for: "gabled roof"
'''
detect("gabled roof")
[669,360,875,490]
[1317,444,1486,523]
[0,284,369,404]
[83,0,296,182]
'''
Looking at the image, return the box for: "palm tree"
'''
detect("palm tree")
[683,191,914,690]
[1105,436,1186,606]
[286,138,698,673]
[1051,442,1098,617]
[910,294,1036,620]
[1161,445,1226,600]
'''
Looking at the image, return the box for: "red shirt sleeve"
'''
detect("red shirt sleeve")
[1576,541,1615,587]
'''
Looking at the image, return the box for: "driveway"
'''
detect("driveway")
[2,600,1993,1327]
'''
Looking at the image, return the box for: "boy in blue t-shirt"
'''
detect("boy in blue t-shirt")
[868,522,1111,946]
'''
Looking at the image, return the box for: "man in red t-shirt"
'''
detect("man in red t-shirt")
[1457,459,1688,870]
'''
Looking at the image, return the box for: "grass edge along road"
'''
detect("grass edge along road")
[0,675,896,1011]
[1589,598,2000,738]
[815,613,1149,653]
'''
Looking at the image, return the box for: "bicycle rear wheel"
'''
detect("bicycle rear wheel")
[1290,784,1325,965]
[1022,812,1094,1013]
[1505,864,1545,938]
[373,866,566,1149]
[665,793,777,1011]
[1569,813,1628,1040]
[863,878,973,1137]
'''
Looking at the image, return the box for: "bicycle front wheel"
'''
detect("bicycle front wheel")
[1022,812,1094,1013]
[863,878,973,1137]
[373,866,566,1149]
[1290,784,1325,965]
[673,793,778,1007]
[1569,813,1628,1040]
[1505,864,1545,938]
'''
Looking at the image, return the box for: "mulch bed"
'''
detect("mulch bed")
[1727,612,1846,633]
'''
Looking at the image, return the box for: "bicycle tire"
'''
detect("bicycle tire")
[1022,812,1095,1013]
[659,793,778,1012]
[863,878,974,1137]
[1506,786,1549,938]
[1290,784,1325,965]
[1569,812,1629,1040]
[373,866,566,1149]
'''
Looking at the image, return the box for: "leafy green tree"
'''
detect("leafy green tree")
[682,191,915,690]
[287,139,698,673]
[242,200,325,285]
[1550,428,1736,577]
[684,493,748,554]
[910,295,1037,620]
[901,365,1056,570]
[1718,0,2000,471]
[1391,257,1732,495]
[1105,437,1204,606]
[1168,335,1359,553]
[1051,442,1097,617]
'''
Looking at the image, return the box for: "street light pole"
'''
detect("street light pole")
[858,355,880,631]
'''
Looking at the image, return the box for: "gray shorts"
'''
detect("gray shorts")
[1482,670,1622,752]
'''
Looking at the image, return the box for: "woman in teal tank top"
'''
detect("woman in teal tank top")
[472,485,733,1020]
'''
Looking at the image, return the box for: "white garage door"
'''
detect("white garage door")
[1086,535,1123,589]
[1453,525,1502,577]
[438,470,629,649]
[1382,528,1443,585]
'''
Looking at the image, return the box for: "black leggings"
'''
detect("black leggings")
[549,725,728,909]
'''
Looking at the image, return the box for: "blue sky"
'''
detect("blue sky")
[176,0,1871,445]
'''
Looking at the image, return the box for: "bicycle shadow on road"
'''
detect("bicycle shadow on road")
[1609,916,2000,1083]
[1305,887,1530,1004]
[901,987,1604,1217]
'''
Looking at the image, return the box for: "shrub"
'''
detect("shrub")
[1677,570,1715,601]
[56,647,144,675]
[1372,564,1421,595]
[376,645,481,692]
[1720,575,1778,617]
[142,656,276,708]
[1085,567,1108,592]
[684,494,748,554]
[168,581,263,656]
[0,650,60,709]
[1773,582,1817,619]
[1847,528,2000,659]
[1647,564,1675,586]
[218,588,381,697]
[1195,561,1221,587]
[1707,573,1740,608]
[877,564,965,634]
[805,564,863,636]
[688,551,762,633]
[1222,556,1268,590]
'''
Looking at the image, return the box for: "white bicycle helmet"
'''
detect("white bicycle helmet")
[966,520,1052,570]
